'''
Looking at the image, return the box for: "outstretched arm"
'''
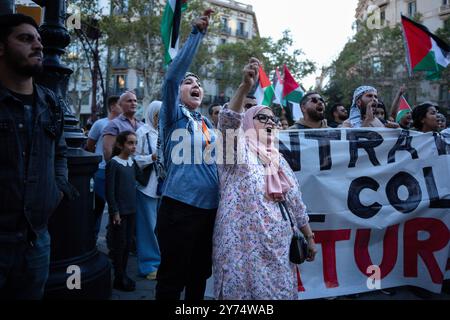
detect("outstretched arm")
[227,58,260,114]
[160,12,213,128]
[389,85,406,121]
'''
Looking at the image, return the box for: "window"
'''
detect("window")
[117,49,126,63]
[237,21,246,37]
[137,76,144,89]
[81,68,90,82]
[372,56,382,74]
[221,17,228,28]
[115,75,126,90]
[220,38,226,45]
[221,17,231,34]
[380,6,386,26]
[444,0,449,6]
[81,91,90,105]
[408,1,417,17]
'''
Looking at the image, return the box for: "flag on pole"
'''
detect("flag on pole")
[396,96,413,123]
[272,67,284,105]
[282,65,304,106]
[401,15,450,80]
[161,0,188,65]
[255,66,275,107]
[282,65,305,120]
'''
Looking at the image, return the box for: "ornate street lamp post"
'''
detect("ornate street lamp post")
[0,0,111,299]
[33,0,111,300]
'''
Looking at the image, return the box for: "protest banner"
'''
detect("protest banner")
[205,128,450,299]
[279,128,450,299]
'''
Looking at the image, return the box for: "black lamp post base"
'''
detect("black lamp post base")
[44,250,111,300]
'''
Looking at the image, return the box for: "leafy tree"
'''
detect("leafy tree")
[323,21,423,109]
[214,30,316,94]
[101,0,219,107]
[63,0,104,120]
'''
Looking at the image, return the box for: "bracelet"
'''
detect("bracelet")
[305,233,315,240]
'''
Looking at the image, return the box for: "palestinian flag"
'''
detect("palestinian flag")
[401,15,450,80]
[272,67,284,105]
[282,65,304,106]
[396,96,412,123]
[161,0,188,65]
[282,65,305,120]
[255,66,275,107]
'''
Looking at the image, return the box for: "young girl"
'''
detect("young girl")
[105,131,139,292]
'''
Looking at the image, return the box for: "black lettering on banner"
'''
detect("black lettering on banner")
[423,167,450,208]
[385,172,422,213]
[279,131,301,172]
[304,130,341,171]
[434,133,450,156]
[347,130,383,168]
[387,130,419,163]
[348,177,382,219]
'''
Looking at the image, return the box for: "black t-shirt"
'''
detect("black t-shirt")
[7,90,36,233]
[8,90,35,155]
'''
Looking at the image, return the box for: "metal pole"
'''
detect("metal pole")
[30,0,111,300]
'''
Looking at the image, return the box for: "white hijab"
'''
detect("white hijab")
[140,101,162,152]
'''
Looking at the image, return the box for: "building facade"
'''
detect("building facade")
[12,0,259,121]
[107,0,259,116]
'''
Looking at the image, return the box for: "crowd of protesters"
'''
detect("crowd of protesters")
[1,11,449,301]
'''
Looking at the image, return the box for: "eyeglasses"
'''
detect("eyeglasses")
[307,97,325,104]
[253,114,277,124]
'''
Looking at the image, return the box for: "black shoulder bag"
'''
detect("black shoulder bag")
[279,201,308,264]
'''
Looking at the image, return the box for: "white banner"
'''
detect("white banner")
[277,128,450,299]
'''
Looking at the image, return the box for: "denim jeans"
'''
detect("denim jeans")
[0,228,51,300]
[136,191,160,276]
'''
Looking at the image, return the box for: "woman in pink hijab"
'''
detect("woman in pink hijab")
[212,58,317,300]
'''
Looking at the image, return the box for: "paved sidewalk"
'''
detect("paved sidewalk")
[97,212,450,301]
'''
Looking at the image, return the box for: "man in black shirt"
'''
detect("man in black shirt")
[328,103,348,128]
[0,14,73,299]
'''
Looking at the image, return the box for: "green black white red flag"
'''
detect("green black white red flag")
[255,66,275,107]
[401,15,450,80]
[396,96,412,123]
[161,0,188,65]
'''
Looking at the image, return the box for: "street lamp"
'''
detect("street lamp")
[0,0,111,299]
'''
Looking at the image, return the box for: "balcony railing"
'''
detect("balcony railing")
[220,26,232,35]
[439,4,450,15]
[236,30,248,38]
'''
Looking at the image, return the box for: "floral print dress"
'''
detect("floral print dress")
[213,108,309,300]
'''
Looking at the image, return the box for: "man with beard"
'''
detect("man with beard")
[328,103,348,128]
[343,86,385,128]
[0,14,74,299]
[289,92,328,129]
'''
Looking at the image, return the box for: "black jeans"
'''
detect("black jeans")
[0,229,50,300]
[109,214,135,278]
[155,197,216,301]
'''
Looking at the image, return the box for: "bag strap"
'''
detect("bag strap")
[146,132,153,155]
[278,201,295,233]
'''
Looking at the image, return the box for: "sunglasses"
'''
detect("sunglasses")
[253,114,277,124]
[307,97,325,104]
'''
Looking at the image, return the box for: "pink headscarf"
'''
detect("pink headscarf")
[243,106,294,201]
